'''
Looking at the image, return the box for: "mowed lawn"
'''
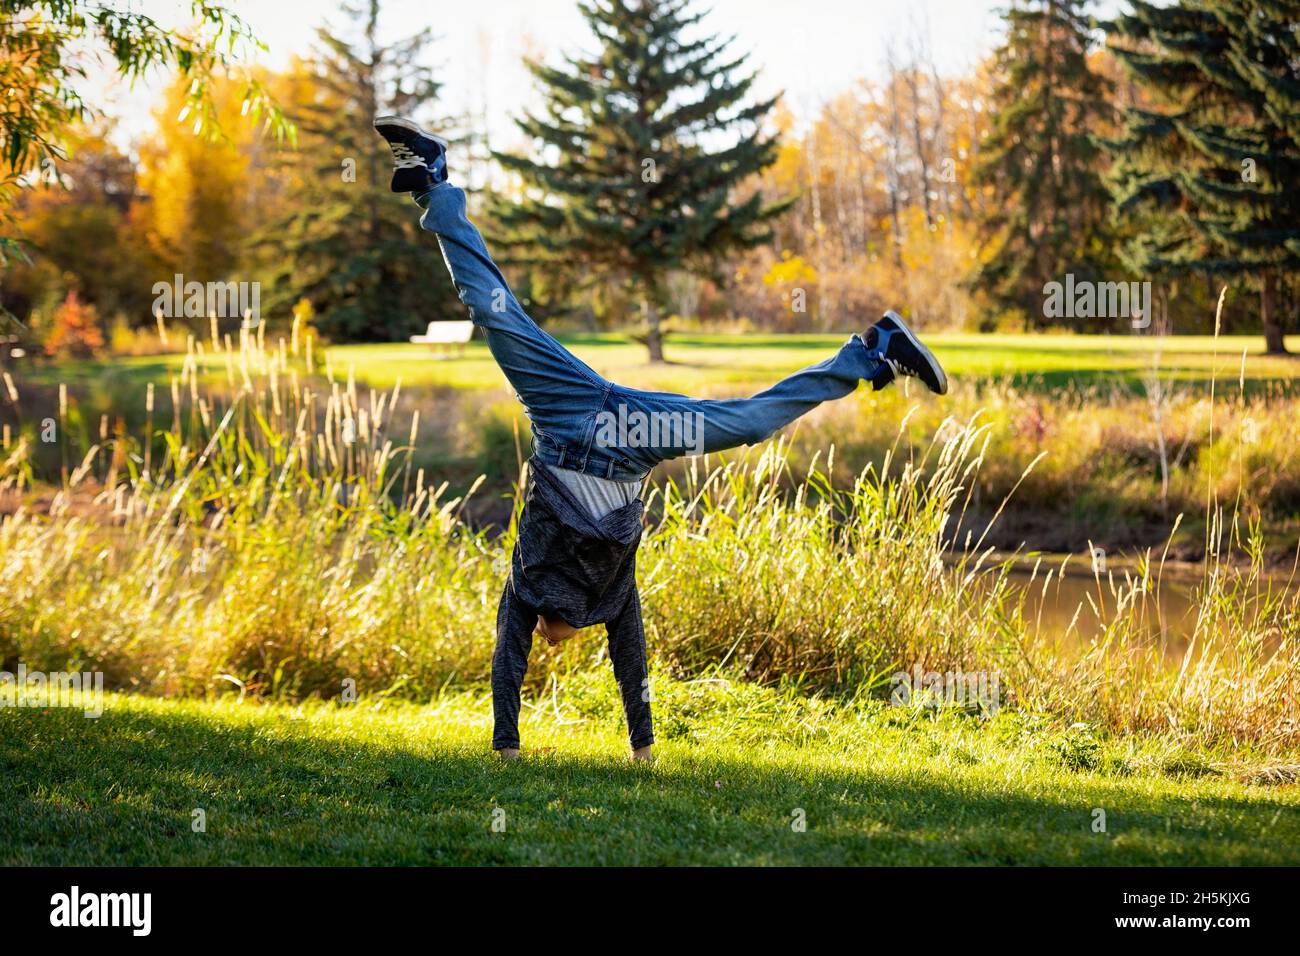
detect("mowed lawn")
[325,331,1300,394]
[20,332,1300,399]
[2,682,1297,866]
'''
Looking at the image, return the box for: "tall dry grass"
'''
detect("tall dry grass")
[0,319,1296,756]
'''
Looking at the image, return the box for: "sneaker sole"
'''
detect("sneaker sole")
[882,309,948,395]
[373,115,448,149]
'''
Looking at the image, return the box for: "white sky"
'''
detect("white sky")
[93,0,1016,150]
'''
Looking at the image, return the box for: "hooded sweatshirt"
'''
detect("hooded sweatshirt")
[490,458,654,750]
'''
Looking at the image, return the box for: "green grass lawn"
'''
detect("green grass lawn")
[326,331,1300,394]
[3,678,1296,866]
[20,331,1300,401]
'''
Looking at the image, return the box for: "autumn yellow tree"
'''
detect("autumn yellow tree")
[135,75,262,289]
[732,56,994,332]
[0,120,162,330]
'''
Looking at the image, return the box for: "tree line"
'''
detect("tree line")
[1,0,1296,360]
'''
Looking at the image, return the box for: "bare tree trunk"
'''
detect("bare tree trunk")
[854,123,870,255]
[641,294,664,363]
[806,125,828,329]
[904,63,934,230]
[962,81,983,220]
[930,63,952,230]
[884,48,906,269]
[1262,269,1288,354]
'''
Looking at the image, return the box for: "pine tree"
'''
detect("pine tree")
[1104,0,1300,353]
[258,0,457,342]
[491,0,793,361]
[968,0,1116,331]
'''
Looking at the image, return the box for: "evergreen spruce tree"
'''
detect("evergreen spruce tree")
[260,0,457,342]
[491,0,793,361]
[969,0,1116,331]
[1104,0,1300,353]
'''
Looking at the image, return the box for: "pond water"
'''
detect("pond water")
[1006,559,1201,657]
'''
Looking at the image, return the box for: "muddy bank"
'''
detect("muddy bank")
[945,508,1300,570]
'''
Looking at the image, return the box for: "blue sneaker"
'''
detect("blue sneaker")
[373,116,448,193]
[861,310,948,394]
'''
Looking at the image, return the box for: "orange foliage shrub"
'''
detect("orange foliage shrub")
[43,291,105,359]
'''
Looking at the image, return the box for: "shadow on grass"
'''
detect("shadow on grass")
[2,702,1295,866]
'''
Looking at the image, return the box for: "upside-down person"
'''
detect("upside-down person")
[374,116,948,762]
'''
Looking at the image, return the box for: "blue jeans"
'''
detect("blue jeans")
[418,184,883,481]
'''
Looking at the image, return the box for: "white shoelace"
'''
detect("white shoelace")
[391,143,426,170]
[882,355,915,378]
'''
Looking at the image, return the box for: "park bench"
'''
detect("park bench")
[410,320,474,358]
[0,334,27,362]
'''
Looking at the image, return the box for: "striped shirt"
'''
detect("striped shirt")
[550,467,643,520]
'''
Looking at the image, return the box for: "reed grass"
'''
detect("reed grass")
[0,317,1296,758]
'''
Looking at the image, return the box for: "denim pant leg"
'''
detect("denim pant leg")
[606,336,883,472]
[416,184,607,438]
